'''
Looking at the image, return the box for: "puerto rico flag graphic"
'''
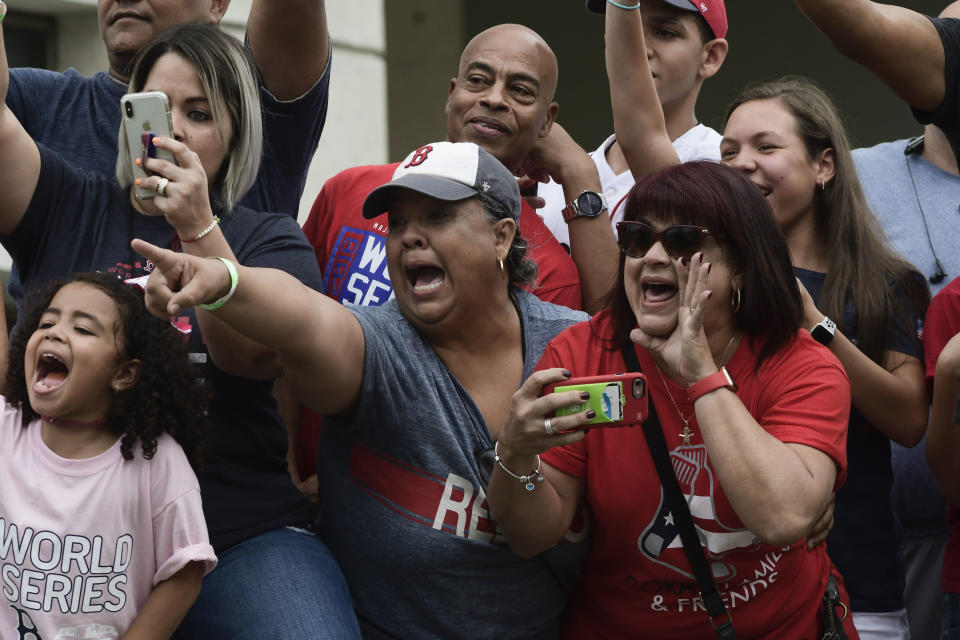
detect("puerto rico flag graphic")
[638,444,760,582]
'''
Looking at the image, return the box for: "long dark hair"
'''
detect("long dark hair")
[6,273,208,467]
[724,78,929,362]
[606,161,803,369]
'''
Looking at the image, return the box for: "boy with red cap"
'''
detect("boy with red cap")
[538,0,728,248]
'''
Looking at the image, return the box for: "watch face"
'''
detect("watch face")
[577,191,605,217]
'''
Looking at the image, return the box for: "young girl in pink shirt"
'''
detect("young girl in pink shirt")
[0,272,215,640]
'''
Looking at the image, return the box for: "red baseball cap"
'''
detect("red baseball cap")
[586,0,728,40]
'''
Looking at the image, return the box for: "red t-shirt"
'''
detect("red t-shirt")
[539,312,857,640]
[302,162,582,309]
[922,275,960,593]
[294,163,583,477]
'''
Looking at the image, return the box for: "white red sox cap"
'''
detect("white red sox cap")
[362,141,521,222]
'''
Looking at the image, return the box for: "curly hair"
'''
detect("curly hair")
[5,273,209,468]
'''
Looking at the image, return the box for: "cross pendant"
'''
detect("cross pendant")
[680,426,693,446]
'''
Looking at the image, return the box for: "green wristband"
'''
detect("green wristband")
[0,2,8,23]
[198,257,238,311]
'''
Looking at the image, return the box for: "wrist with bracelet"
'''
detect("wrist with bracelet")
[181,216,221,243]
[607,0,641,9]
[197,257,238,311]
[494,441,543,492]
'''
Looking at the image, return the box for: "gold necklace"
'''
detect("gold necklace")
[655,333,739,446]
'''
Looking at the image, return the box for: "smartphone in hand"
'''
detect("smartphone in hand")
[545,373,647,428]
[121,91,175,199]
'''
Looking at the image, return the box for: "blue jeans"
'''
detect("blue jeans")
[173,526,361,639]
[945,592,960,640]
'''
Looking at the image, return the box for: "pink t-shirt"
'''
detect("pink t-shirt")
[0,400,216,640]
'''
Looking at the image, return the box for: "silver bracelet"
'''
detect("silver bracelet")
[494,441,543,492]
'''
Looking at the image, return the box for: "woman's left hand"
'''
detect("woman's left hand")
[135,136,216,240]
[630,252,717,385]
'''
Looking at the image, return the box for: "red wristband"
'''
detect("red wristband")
[686,367,737,403]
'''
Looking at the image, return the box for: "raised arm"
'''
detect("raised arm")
[794,0,946,112]
[605,4,681,179]
[0,2,42,236]
[797,279,928,447]
[131,239,366,416]
[521,123,618,313]
[247,0,330,100]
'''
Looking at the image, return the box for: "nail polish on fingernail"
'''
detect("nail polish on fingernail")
[585,410,596,419]
[707,263,712,274]
[562,369,572,378]
[707,291,713,299]
[681,257,690,266]
[135,157,141,167]
[135,178,141,186]
[580,391,590,400]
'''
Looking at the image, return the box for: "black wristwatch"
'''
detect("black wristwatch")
[810,316,837,346]
[561,190,607,223]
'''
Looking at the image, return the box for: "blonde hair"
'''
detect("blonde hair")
[116,24,262,213]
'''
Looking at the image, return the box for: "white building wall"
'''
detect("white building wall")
[0,0,388,271]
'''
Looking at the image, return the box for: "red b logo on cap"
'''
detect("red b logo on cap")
[405,145,434,168]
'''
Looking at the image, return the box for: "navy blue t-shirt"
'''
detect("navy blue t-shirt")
[796,267,923,612]
[6,64,329,217]
[3,144,323,553]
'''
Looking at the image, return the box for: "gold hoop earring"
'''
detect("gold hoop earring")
[498,257,506,280]
[730,286,742,313]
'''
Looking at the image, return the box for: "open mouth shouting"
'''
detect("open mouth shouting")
[406,264,446,296]
[33,352,69,394]
[641,279,678,307]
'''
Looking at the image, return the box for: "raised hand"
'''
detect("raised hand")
[630,252,716,385]
[134,136,217,241]
[497,367,594,462]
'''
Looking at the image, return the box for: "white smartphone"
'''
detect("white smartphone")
[121,91,176,199]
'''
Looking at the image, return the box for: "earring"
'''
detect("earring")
[730,286,742,313]
[498,256,506,280]
[818,178,825,190]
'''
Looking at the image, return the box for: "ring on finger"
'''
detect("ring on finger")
[689,306,697,314]
[544,417,554,436]
[156,177,170,196]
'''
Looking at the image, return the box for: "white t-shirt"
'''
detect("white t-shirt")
[538,125,722,247]
[0,400,216,640]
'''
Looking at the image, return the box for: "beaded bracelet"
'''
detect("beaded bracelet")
[182,216,221,243]
[198,257,238,311]
[494,441,543,492]
[607,0,641,10]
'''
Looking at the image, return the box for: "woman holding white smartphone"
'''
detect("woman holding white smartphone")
[0,14,360,640]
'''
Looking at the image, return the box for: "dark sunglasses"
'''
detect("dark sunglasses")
[616,221,711,260]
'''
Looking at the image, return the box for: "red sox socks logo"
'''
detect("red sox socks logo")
[638,445,759,581]
[405,145,434,168]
